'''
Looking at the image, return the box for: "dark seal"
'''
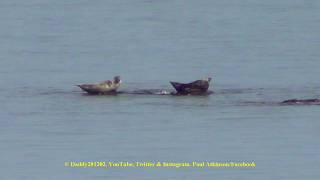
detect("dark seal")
[170,77,212,95]
[281,98,320,105]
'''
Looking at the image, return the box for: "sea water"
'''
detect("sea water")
[0,0,320,179]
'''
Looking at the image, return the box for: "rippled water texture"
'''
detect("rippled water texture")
[1,0,320,179]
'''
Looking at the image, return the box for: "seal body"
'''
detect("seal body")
[281,98,320,105]
[170,77,212,95]
[77,76,121,95]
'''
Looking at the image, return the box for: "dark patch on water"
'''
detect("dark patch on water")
[237,99,320,107]
[118,89,173,95]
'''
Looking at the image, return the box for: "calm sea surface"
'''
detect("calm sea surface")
[1,0,320,179]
